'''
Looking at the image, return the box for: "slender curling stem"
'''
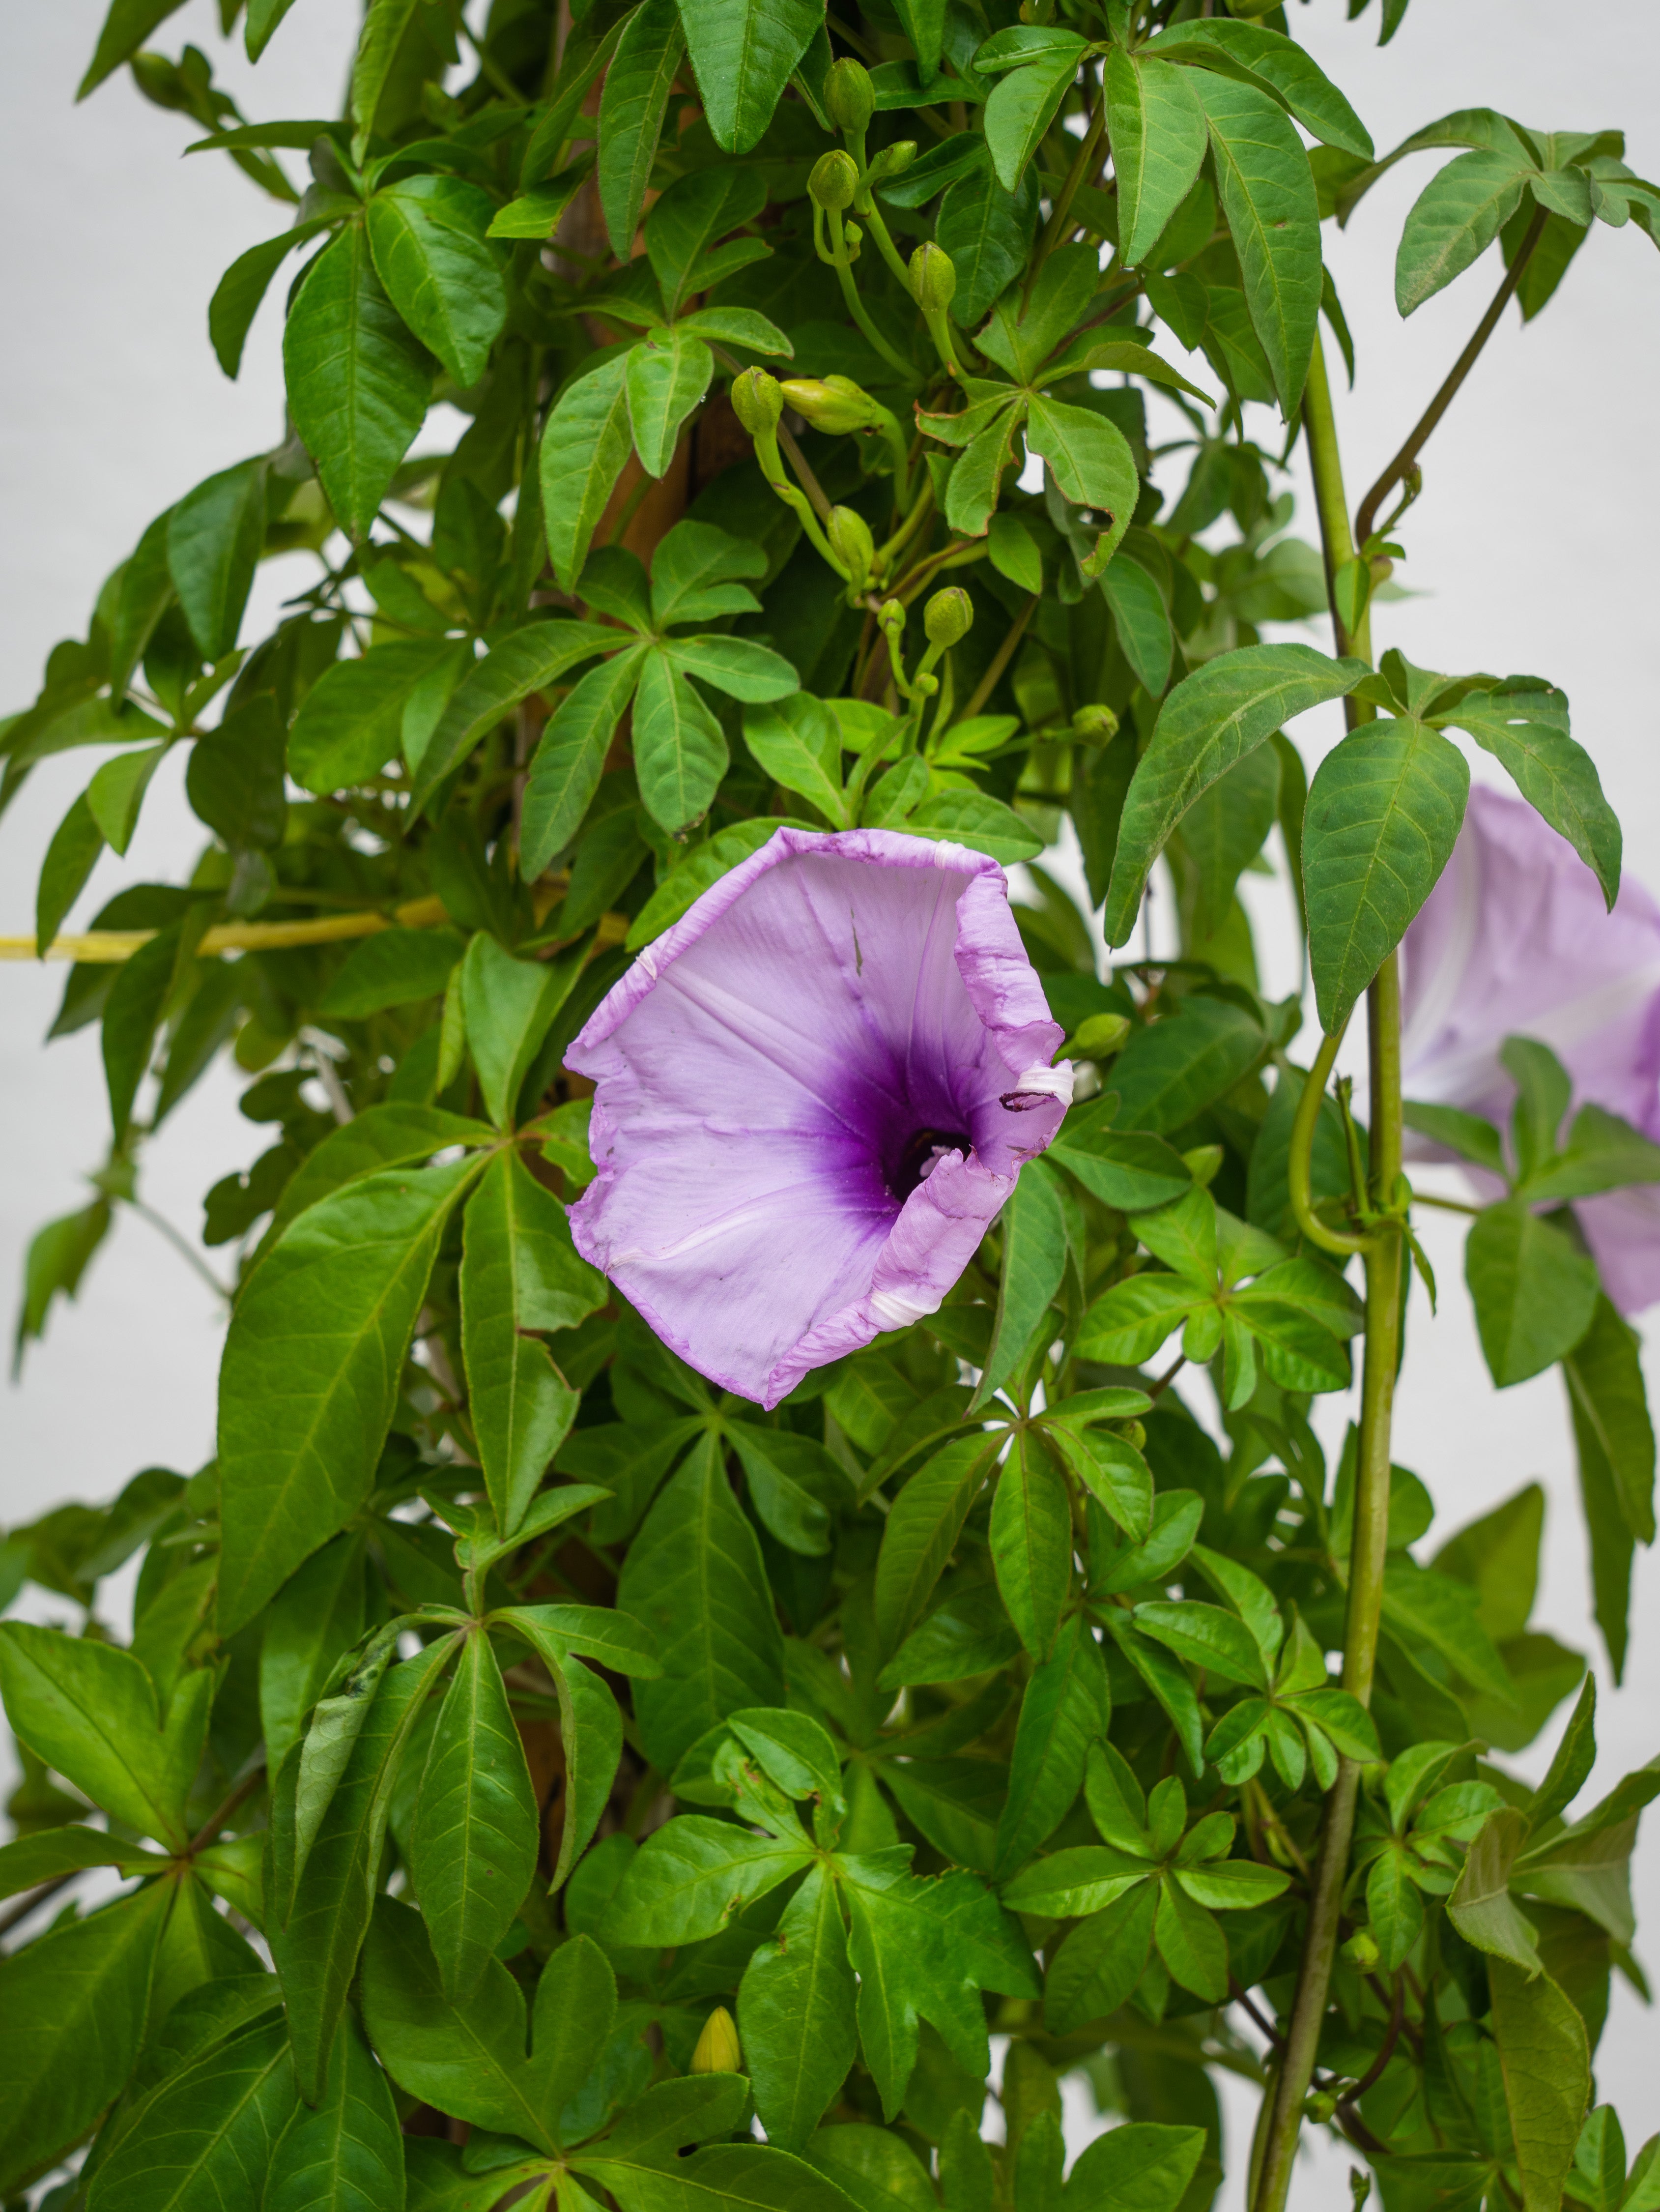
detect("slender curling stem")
[1353,204,1548,550]
[827,210,917,380]
[956,593,1038,722]
[1252,334,1408,2212]
[1286,1028,1369,1258]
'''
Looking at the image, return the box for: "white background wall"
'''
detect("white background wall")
[2,1,1657,2201]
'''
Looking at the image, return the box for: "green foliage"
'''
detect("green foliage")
[3,6,1658,2212]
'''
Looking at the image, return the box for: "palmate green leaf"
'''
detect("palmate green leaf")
[366,176,507,390]
[738,1862,859,2151]
[1439,691,1621,905]
[989,1429,1073,1659]
[522,644,650,877]
[284,221,432,541]
[84,2008,299,2212]
[264,2009,405,2212]
[1110,996,1265,1134]
[0,1622,210,1848]
[461,1151,601,1534]
[627,330,716,479]
[1043,1880,1158,2035]
[1103,642,1367,945]
[676,0,823,153]
[413,619,617,813]
[258,1104,492,1264]
[618,1432,787,1769]
[1076,1271,1205,1366]
[937,168,1040,327]
[633,649,732,833]
[744,695,850,826]
[0,1878,172,2196]
[1397,146,1534,315]
[1303,717,1470,1033]
[1106,50,1209,267]
[606,1816,812,1946]
[542,356,634,593]
[1061,2124,1206,2212]
[1047,1101,1192,1212]
[1465,1198,1599,1388]
[1152,20,1373,160]
[600,0,687,256]
[1133,1600,1270,1691]
[408,1627,541,2001]
[993,1615,1109,1878]
[1190,70,1321,416]
[1490,1959,1592,2212]
[168,457,267,663]
[218,1154,485,1634]
[983,52,1082,195]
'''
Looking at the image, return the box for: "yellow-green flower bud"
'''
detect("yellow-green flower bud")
[780,375,882,433]
[809,150,859,212]
[690,2007,743,2074]
[1071,702,1120,744]
[1069,1011,1130,1060]
[923,585,973,647]
[908,241,957,313]
[825,58,876,136]
[1341,1930,1381,1972]
[867,140,918,183]
[731,368,783,436]
[828,505,876,584]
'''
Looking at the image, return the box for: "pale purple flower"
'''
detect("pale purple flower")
[565,826,1073,1406]
[1401,783,1660,1312]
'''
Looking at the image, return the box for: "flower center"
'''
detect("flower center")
[889,1126,973,1203]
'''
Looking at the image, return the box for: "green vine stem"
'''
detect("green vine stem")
[1252,333,1407,2212]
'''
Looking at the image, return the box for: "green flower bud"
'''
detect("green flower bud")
[825,58,876,136]
[690,2007,743,2075]
[809,150,859,211]
[908,241,957,313]
[1069,1011,1130,1060]
[1116,1418,1146,1450]
[780,375,882,434]
[1071,702,1120,744]
[730,367,783,436]
[867,140,918,183]
[1341,1930,1381,1972]
[828,505,876,583]
[923,585,973,647]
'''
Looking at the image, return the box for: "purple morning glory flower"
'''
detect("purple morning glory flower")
[1401,783,1660,1312]
[565,826,1073,1406]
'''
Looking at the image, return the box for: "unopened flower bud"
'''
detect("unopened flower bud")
[909,241,957,313]
[828,505,876,584]
[1116,1418,1146,1450]
[731,368,783,436]
[867,140,918,183]
[1341,1930,1381,1972]
[690,2006,743,2074]
[923,585,973,647]
[810,150,859,211]
[825,58,875,136]
[1069,1011,1130,1060]
[1071,702,1120,744]
[781,375,881,434]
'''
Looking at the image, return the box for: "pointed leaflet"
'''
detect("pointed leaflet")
[627,329,716,478]
[605,1818,813,1946]
[288,637,467,794]
[993,1615,1109,1878]
[1397,147,1534,316]
[218,1154,485,1633]
[0,1879,171,2196]
[260,1534,368,1768]
[411,618,617,813]
[409,1627,542,2001]
[600,0,687,256]
[1303,718,1470,1033]
[632,647,731,832]
[1465,1200,1599,1389]
[1101,555,1173,698]
[284,221,432,540]
[542,355,633,592]
[272,1638,458,2103]
[521,643,649,876]
[975,1156,1068,1410]
[983,49,1084,195]
[1025,399,1138,573]
[937,167,1040,327]
[168,458,266,662]
[990,1430,1074,1660]
[1564,1295,1656,1545]
[366,176,506,390]
[1490,1960,1592,2212]
[83,2011,298,2212]
[461,933,586,1129]
[461,1150,602,1535]
[265,2009,405,2212]
[1151,20,1373,160]
[739,1862,859,2151]
[874,1435,1001,1655]
[1190,71,1321,416]
[0,1623,209,1849]
[1106,51,1208,267]
[618,1432,787,1769]
[1104,644,1366,945]
[352,0,421,158]
[677,0,825,154]
[506,1626,623,1889]
[1438,690,1621,907]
